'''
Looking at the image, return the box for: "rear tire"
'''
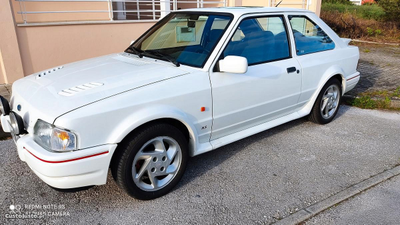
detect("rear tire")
[309,78,342,124]
[111,123,188,200]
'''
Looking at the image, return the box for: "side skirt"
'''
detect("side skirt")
[192,110,309,157]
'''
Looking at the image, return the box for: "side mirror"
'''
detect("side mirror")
[218,56,248,74]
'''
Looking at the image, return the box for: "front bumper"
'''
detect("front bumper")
[18,135,117,189]
[2,115,117,189]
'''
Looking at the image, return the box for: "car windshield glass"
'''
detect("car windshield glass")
[126,12,233,68]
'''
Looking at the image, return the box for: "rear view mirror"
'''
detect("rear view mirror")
[218,56,248,74]
[176,26,195,42]
[188,21,196,28]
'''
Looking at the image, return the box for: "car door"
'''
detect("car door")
[209,14,302,140]
[287,14,338,105]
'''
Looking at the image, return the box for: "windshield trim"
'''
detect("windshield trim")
[125,11,234,69]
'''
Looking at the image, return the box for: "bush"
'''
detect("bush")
[358,5,386,20]
[321,3,386,21]
[322,0,353,4]
[321,1,400,42]
[378,0,400,22]
[320,10,399,40]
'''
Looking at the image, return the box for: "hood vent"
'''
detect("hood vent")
[58,82,104,97]
[36,66,64,79]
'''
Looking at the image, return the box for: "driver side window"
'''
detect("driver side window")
[222,15,290,65]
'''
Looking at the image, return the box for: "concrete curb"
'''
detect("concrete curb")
[342,94,400,109]
[351,39,400,46]
[273,165,400,225]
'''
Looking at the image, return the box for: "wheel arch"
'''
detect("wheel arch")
[107,106,199,163]
[118,117,191,146]
[298,66,346,116]
[109,119,192,200]
[331,74,346,94]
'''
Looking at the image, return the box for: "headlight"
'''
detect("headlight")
[0,95,10,116]
[33,119,77,152]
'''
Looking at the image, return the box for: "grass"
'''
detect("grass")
[350,96,391,109]
[345,86,400,110]
[393,86,400,98]
[362,87,400,98]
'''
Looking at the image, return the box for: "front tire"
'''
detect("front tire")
[111,123,188,200]
[309,78,342,124]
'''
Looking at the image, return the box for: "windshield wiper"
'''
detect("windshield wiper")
[142,50,180,67]
[126,46,144,58]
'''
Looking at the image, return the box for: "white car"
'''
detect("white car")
[0,7,359,200]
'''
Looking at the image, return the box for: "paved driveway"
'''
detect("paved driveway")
[306,175,400,225]
[348,44,400,96]
[1,106,400,225]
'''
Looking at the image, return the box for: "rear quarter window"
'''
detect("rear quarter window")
[288,15,335,56]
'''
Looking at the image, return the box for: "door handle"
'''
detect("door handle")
[287,67,297,73]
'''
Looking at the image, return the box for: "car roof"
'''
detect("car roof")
[178,7,312,16]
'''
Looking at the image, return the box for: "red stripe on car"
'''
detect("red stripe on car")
[23,147,109,163]
[347,75,360,81]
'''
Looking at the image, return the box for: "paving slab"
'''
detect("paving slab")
[348,44,400,96]
[274,167,400,225]
[306,175,400,225]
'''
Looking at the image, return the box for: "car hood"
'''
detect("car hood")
[11,53,190,124]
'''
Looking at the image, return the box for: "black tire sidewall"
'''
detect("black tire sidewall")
[117,124,188,200]
[313,79,342,124]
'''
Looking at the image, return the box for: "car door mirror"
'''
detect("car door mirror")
[218,56,248,74]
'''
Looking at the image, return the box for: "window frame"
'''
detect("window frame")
[218,14,293,67]
[288,15,336,56]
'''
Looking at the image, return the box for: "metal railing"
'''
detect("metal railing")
[15,0,227,25]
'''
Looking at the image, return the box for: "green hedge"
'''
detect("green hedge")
[378,0,400,22]
[321,3,386,21]
[322,0,353,5]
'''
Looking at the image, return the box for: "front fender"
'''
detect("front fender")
[107,105,200,156]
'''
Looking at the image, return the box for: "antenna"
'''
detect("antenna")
[275,0,283,7]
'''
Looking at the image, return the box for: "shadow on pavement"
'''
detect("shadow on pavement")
[177,116,310,190]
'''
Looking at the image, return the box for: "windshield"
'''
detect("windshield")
[126,12,233,68]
